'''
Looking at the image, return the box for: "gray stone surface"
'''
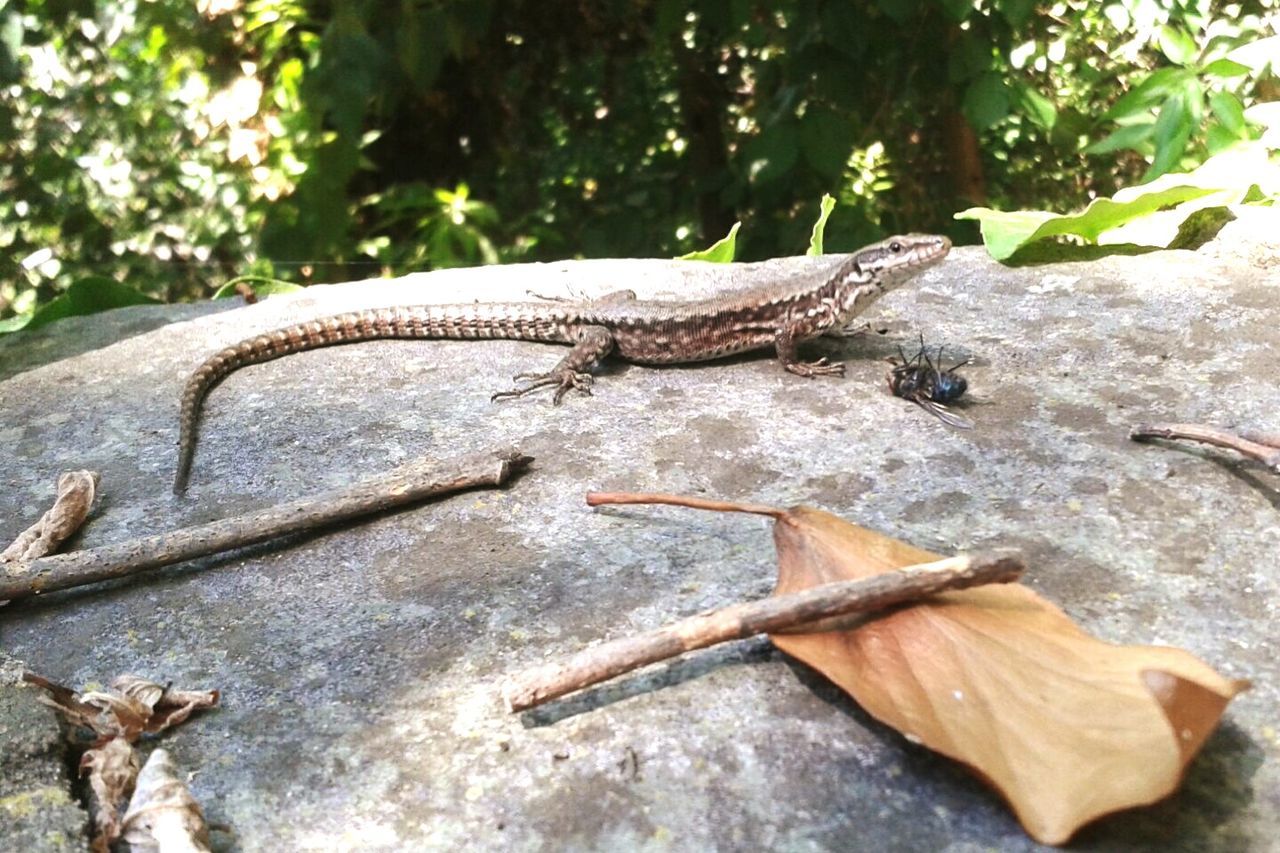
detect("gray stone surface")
[0,301,233,384]
[1,214,1277,852]
[0,653,89,850]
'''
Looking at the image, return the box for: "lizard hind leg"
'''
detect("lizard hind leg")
[491,325,616,405]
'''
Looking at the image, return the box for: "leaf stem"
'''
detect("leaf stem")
[586,491,785,518]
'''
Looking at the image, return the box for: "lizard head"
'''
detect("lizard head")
[831,233,952,320]
[853,233,952,282]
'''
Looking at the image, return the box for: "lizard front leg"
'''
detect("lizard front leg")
[774,326,846,378]
[491,325,616,404]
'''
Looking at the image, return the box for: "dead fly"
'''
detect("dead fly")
[887,339,973,430]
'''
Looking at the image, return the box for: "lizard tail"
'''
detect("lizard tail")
[173,303,569,494]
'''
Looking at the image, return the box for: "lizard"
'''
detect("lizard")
[173,233,951,493]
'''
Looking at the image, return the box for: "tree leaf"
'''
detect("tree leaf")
[936,0,971,23]
[875,0,920,26]
[0,311,36,334]
[962,72,1011,131]
[1016,84,1057,131]
[807,194,837,256]
[956,141,1280,259]
[678,222,740,262]
[80,738,140,849]
[0,470,98,562]
[4,276,161,335]
[1200,57,1251,79]
[1226,34,1280,72]
[743,120,800,186]
[1180,76,1205,125]
[1209,90,1247,137]
[765,507,1248,846]
[1145,94,1194,181]
[210,276,306,300]
[999,0,1035,28]
[1157,25,1198,66]
[1084,121,1154,155]
[1102,67,1189,121]
[1205,123,1241,154]
[800,108,852,179]
[955,182,1216,261]
[962,115,1280,262]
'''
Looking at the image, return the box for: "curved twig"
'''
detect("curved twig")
[1130,423,1280,474]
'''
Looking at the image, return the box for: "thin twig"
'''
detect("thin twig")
[1130,423,1280,473]
[1239,429,1280,450]
[586,491,785,518]
[0,449,532,603]
[504,551,1025,712]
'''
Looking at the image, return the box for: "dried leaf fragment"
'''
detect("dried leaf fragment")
[1,470,99,564]
[23,671,219,743]
[81,737,141,849]
[112,674,221,734]
[24,671,220,850]
[23,671,148,744]
[121,748,212,852]
[767,506,1250,845]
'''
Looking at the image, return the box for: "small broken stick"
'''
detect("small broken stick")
[504,551,1024,712]
[1130,422,1280,474]
[0,449,531,603]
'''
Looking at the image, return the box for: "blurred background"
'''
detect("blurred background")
[1,0,1276,324]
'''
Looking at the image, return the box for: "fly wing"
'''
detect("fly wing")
[912,394,974,430]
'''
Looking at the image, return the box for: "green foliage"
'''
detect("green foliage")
[1,0,1277,335]
[958,143,1280,259]
[679,222,740,263]
[808,195,838,256]
[679,193,839,261]
[0,277,158,334]
[210,276,306,300]
[357,184,500,270]
[1088,20,1277,181]
[0,1,266,320]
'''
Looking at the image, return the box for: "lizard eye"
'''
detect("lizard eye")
[889,241,902,253]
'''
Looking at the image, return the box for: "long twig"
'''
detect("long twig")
[504,551,1024,712]
[0,449,531,603]
[1239,429,1280,450]
[586,491,784,518]
[1130,423,1280,473]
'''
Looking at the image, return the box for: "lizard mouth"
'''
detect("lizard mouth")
[912,235,952,265]
[879,235,951,278]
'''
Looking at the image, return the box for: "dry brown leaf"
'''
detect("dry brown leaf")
[24,671,147,743]
[111,675,220,734]
[1,470,99,563]
[79,690,153,741]
[80,737,141,849]
[23,671,219,743]
[767,506,1250,845]
[121,748,212,853]
[113,674,168,711]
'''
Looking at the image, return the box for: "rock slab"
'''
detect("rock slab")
[1,213,1277,851]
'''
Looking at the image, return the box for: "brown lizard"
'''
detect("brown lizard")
[173,234,951,492]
